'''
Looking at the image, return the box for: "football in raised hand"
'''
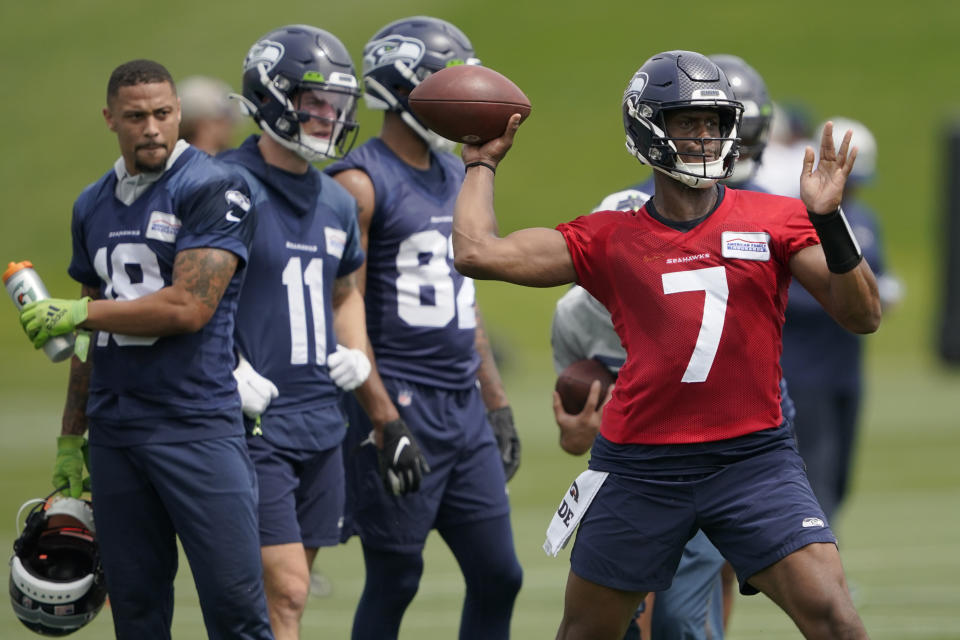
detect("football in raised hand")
[555,358,615,414]
[408,65,531,144]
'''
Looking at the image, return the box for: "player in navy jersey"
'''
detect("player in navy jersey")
[18,60,273,639]
[216,25,416,639]
[453,50,880,639]
[324,16,522,640]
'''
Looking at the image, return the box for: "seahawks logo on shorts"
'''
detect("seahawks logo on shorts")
[801,517,825,528]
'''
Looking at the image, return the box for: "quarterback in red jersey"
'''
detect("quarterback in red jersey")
[453,50,879,640]
[559,188,817,445]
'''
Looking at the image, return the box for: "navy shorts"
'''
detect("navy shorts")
[246,435,345,548]
[341,377,510,553]
[571,435,835,595]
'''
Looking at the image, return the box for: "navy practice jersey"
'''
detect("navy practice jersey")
[68,144,254,446]
[326,138,480,389]
[219,136,365,450]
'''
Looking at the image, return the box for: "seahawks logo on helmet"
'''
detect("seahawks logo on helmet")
[363,36,426,73]
[244,40,285,74]
[625,71,648,98]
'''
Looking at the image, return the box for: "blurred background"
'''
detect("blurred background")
[1,0,958,637]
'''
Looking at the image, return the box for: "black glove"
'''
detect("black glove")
[488,406,521,481]
[378,418,430,495]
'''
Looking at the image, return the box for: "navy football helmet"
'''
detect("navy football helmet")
[239,24,360,161]
[709,54,772,185]
[9,496,107,636]
[623,50,743,188]
[362,16,480,152]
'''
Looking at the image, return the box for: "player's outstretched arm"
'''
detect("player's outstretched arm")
[453,114,576,287]
[795,122,881,334]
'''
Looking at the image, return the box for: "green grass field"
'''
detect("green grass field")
[1,0,959,637]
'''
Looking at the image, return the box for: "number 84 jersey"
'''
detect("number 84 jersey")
[558,187,820,445]
[326,139,480,390]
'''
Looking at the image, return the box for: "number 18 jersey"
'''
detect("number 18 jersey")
[557,187,819,445]
[325,139,480,389]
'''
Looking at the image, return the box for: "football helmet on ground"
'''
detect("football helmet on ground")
[623,50,743,188]
[362,16,480,152]
[9,495,107,636]
[239,24,360,162]
[709,54,772,185]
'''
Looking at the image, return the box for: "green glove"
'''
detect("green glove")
[20,297,90,349]
[53,435,91,498]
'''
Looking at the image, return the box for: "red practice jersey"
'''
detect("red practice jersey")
[557,188,819,444]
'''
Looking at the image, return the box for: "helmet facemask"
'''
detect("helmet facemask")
[241,62,360,162]
[625,96,742,189]
[238,26,361,163]
[621,52,745,189]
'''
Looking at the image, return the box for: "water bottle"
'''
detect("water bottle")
[4,261,76,362]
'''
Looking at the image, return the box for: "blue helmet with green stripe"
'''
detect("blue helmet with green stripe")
[240,24,360,161]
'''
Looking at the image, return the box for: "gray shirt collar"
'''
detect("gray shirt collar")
[113,139,190,205]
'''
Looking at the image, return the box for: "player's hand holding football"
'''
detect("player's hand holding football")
[53,435,91,498]
[20,297,90,349]
[233,356,279,419]
[328,344,371,391]
[487,406,521,481]
[552,381,613,456]
[461,113,524,170]
[801,121,857,215]
[378,418,430,496]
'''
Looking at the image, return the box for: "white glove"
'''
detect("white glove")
[233,356,279,419]
[328,344,371,391]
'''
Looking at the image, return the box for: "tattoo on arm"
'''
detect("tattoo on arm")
[61,284,100,436]
[333,272,358,307]
[172,248,239,313]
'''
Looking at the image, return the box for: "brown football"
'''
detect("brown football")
[408,65,531,144]
[555,358,615,414]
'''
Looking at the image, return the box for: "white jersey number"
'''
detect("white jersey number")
[661,266,728,383]
[282,256,327,365]
[93,243,163,347]
[395,230,476,329]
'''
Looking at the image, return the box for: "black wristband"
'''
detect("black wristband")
[807,207,863,274]
[464,161,496,175]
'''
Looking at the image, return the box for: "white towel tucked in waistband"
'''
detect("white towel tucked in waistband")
[543,469,609,557]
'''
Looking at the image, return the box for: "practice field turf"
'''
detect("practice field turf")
[1,0,959,637]
[1,363,958,639]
